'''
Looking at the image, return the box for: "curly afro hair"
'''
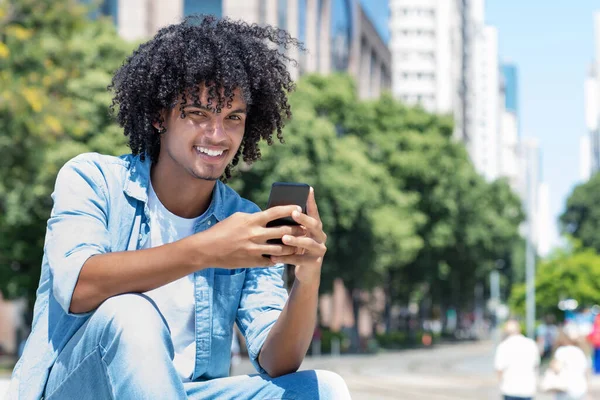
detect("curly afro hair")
[109,14,303,179]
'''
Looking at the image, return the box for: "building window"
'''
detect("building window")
[99,0,118,24]
[184,0,222,17]
[298,0,307,73]
[278,0,287,29]
[330,0,352,71]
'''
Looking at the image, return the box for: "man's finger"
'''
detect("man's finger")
[270,254,323,266]
[281,235,326,255]
[291,211,327,243]
[258,243,298,257]
[306,187,321,220]
[258,205,302,225]
[261,225,305,240]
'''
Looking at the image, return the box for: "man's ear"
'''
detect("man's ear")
[152,110,168,130]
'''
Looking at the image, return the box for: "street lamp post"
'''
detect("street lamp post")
[525,146,536,339]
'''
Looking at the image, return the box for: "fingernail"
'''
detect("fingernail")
[282,235,291,242]
[296,206,302,213]
[292,211,300,217]
[310,187,314,193]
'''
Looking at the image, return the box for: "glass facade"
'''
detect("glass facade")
[330,0,352,71]
[278,0,288,29]
[101,0,118,22]
[502,64,518,114]
[297,0,307,44]
[86,0,117,24]
[297,0,307,73]
[184,0,223,17]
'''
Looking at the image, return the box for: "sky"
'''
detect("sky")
[361,0,599,252]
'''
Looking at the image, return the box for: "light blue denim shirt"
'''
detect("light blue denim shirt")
[7,152,288,400]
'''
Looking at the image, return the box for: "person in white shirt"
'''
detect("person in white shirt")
[495,319,541,400]
[553,330,590,400]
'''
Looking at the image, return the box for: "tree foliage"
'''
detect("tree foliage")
[235,73,524,316]
[560,172,600,253]
[510,240,600,320]
[0,0,133,305]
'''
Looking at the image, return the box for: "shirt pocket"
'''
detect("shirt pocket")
[212,268,245,337]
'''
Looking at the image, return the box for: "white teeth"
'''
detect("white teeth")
[195,146,224,157]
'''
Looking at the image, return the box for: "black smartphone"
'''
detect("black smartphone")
[265,182,310,244]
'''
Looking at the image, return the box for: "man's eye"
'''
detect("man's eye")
[229,115,241,121]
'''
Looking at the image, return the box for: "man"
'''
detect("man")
[7,15,350,400]
[494,319,541,400]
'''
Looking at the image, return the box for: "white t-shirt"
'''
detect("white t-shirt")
[494,334,541,397]
[554,345,589,398]
[142,182,198,382]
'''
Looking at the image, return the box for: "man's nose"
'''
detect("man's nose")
[207,118,226,138]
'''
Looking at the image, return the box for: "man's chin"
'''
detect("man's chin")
[189,163,228,181]
[192,173,220,181]
[190,167,223,181]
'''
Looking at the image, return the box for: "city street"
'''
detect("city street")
[2,340,600,398]
[232,340,600,400]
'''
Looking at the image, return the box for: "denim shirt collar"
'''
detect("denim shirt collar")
[123,154,227,222]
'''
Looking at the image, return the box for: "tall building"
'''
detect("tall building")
[580,132,592,182]
[389,0,470,143]
[470,11,500,181]
[95,0,390,99]
[500,64,520,191]
[583,12,600,180]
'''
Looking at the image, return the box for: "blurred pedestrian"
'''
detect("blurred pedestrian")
[537,314,559,360]
[494,319,540,400]
[586,313,600,374]
[550,330,590,400]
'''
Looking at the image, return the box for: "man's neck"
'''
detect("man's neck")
[150,162,216,219]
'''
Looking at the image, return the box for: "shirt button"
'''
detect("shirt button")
[207,221,212,226]
[138,234,143,240]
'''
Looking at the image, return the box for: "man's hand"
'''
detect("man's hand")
[270,187,327,284]
[191,205,304,269]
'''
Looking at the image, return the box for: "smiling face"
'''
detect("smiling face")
[155,85,247,181]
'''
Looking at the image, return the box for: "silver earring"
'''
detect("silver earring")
[158,127,166,134]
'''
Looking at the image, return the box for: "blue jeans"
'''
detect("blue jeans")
[594,347,600,374]
[43,294,350,399]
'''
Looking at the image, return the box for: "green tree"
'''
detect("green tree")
[0,0,133,308]
[232,74,426,345]
[560,172,600,253]
[510,240,600,320]
[340,92,524,320]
